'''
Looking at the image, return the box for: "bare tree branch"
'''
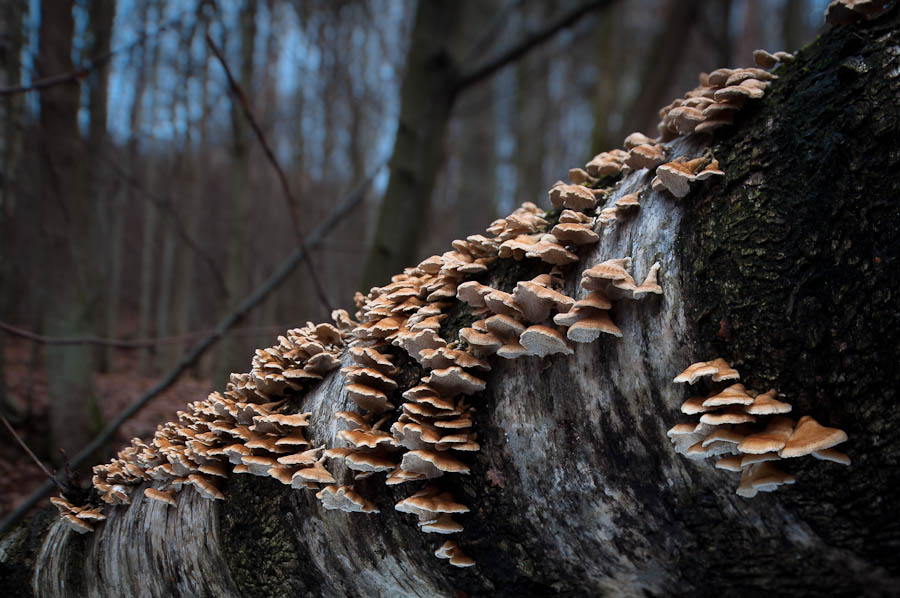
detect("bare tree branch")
[453,0,617,95]
[205,32,333,313]
[0,158,386,536]
[1,416,66,494]
[0,321,313,349]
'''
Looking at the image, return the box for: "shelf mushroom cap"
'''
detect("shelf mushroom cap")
[400,450,470,478]
[673,361,720,384]
[737,415,795,454]
[566,313,623,342]
[519,325,574,357]
[779,415,848,458]
[316,485,379,513]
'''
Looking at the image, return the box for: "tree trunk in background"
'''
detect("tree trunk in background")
[782,0,809,51]
[136,2,164,377]
[85,0,116,374]
[0,0,27,419]
[108,0,151,372]
[5,11,900,597]
[619,0,703,140]
[174,20,210,377]
[588,6,619,157]
[214,0,258,390]
[360,0,463,290]
[455,1,500,237]
[513,4,554,207]
[38,0,98,458]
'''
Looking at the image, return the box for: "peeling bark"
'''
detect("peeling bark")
[3,7,900,598]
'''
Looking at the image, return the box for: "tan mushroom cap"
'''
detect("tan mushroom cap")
[673,361,720,384]
[558,209,593,224]
[456,281,494,308]
[701,427,745,446]
[292,459,337,485]
[566,313,623,342]
[420,513,464,534]
[513,281,575,323]
[715,455,744,471]
[706,358,739,382]
[459,327,503,356]
[667,423,698,437]
[549,183,598,211]
[656,162,696,198]
[752,49,779,69]
[483,314,525,340]
[484,290,524,318]
[699,407,756,426]
[423,367,486,396]
[346,383,395,413]
[703,384,754,407]
[188,474,225,500]
[496,341,530,359]
[750,461,795,491]
[400,450,470,478]
[419,347,491,372]
[623,131,655,149]
[811,448,851,465]
[344,452,397,473]
[744,390,792,415]
[615,193,641,209]
[62,513,95,534]
[738,415,795,454]
[339,429,395,449]
[629,262,663,298]
[349,346,395,370]
[524,238,580,266]
[385,466,427,485]
[395,486,471,517]
[198,461,229,478]
[278,446,325,466]
[519,325,574,357]
[343,366,398,392]
[779,415,848,458]
[740,452,781,468]
[317,485,380,514]
[551,222,599,245]
[680,396,710,415]
[626,144,665,170]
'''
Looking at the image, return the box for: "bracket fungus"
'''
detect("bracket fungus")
[669,359,849,497]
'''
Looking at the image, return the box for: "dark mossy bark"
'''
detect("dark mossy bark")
[680,5,900,595]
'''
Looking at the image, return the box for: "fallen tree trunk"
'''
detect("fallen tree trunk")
[3,6,900,597]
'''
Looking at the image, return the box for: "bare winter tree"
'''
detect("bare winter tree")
[2,5,899,598]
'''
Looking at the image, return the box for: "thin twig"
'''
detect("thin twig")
[0,158,386,536]
[1,416,65,494]
[205,32,333,313]
[453,0,617,95]
[0,321,309,350]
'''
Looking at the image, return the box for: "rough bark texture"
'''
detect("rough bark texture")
[3,7,900,598]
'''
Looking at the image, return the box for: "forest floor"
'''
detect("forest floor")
[0,336,213,522]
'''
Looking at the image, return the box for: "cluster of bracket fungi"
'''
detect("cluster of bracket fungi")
[668,359,849,497]
[49,19,860,568]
